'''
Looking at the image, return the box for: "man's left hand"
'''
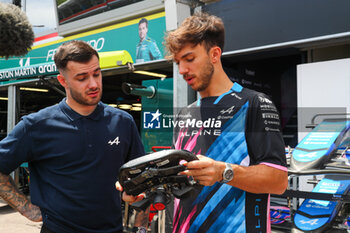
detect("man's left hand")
[115,181,145,204]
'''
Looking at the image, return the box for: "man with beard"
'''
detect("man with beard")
[121,13,288,233]
[0,40,146,233]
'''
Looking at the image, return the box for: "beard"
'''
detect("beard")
[69,87,102,106]
[194,59,214,92]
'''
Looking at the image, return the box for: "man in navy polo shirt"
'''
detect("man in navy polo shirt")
[0,40,146,233]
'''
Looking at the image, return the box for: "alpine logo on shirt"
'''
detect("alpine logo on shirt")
[108,136,120,146]
[220,106,235,114]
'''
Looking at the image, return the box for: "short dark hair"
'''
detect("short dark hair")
[54,40,99,71]
[138,18,148,27]
[165,12,225,59]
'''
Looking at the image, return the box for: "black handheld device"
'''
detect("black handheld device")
[118,149,198,210]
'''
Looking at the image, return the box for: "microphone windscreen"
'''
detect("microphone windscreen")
[0,2,34,59]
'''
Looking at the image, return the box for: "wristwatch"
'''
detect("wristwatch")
[136,226,147,233]
[219,163,234,183]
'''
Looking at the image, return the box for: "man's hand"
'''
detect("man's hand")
[116,181,149,231]
[180,155,226,186]
[21,202,42,222]
[115,181,145,204]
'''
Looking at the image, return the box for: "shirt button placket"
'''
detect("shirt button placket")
[84,119,94,157]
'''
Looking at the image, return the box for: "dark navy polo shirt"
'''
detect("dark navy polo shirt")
[0,99,145,233]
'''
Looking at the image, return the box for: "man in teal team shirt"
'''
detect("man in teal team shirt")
[136,18,162,63]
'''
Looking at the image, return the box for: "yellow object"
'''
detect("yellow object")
[99,50,133,69]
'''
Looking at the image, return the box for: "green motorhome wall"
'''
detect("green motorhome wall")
[0,12,166,83]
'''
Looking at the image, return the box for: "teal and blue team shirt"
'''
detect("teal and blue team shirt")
[0,99,145,233]
[172,83,287,233]
[136,36,162,63]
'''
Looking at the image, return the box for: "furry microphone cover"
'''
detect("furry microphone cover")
[0,2,34,59]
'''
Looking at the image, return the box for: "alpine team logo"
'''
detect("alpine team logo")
[143,109,162,129]
[108,136,120,146]
[220,106,235,114]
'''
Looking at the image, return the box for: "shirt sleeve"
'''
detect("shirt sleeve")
[0,119,32,175]
[245,93,287,169]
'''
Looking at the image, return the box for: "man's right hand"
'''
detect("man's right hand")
[21,201,42,222]
[115,181,145,204]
